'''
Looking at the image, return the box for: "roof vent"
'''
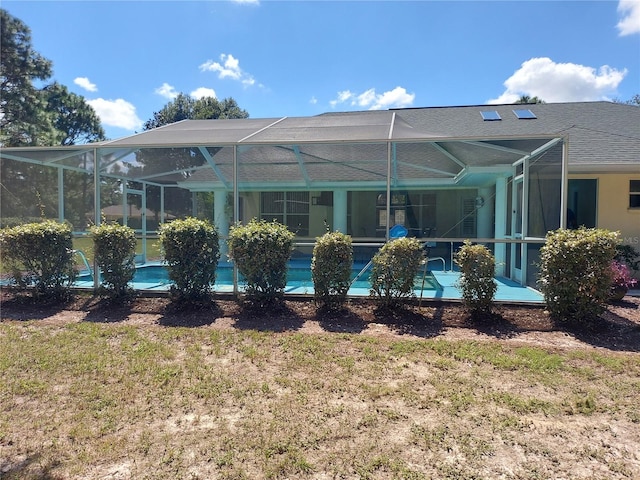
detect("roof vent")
[480,110,501,121]
[513,109,537,119]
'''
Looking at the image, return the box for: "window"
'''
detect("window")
[261,191,310,235]
[630,180,640,208]
[480,110,501,121]
[513,109,537,119]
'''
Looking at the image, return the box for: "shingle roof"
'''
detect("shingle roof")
[385,102,639,168]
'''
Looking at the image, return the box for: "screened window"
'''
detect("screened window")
[630,180,640,208]
[261,192,310,235]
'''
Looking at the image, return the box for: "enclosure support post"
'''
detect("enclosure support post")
[332,189,347,233]
[214,189,229,256]
[58,167,64,224]
[560,137,569,229]
[232,145,239,295]
[93,148,100,291]
[494,177,508,277]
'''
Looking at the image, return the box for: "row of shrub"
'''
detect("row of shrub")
[1,219,637,323]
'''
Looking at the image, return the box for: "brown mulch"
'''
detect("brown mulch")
[1,289,639,353]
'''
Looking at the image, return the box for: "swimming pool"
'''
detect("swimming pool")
[77,263,441,294]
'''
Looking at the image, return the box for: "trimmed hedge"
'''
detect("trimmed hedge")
[312,231,353,309]
[370,237,424,308]
[538,227,618,323]
[159,217,220,301]
[0,220,76,299]
[454,240,497,315]
[227,219,294,304]
[92,222,137,297]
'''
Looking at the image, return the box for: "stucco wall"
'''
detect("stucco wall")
[570,173,640,248]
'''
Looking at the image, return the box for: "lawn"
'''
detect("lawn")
[1,304,639,479]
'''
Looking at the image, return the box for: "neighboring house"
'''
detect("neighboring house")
[1,101,638,289]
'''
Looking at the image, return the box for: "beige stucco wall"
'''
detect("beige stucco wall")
[569,173,640,248]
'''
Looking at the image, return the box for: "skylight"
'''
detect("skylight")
[480,111,501,121]
[513,109,537,119]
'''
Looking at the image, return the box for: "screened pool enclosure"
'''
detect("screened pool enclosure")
[0,110,568,295]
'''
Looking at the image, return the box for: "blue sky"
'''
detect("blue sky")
[5,0,640,140]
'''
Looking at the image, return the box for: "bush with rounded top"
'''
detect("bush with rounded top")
[92,222,137,297]
[312,231,353,309]
[538,227,618,323]
[159,217,220,301]
[0,220,76,299]
[369,237,424,308]
[454,240,497,315]
[227,219,294,304]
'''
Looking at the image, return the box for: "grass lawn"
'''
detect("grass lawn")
[1,315,639,479]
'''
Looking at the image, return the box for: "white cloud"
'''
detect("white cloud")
[155,83,179,99]
[488,57,627,104]
[330,90,354,107]
[74,77,97,92]
[191,87,217,99]
[617,0,640,35]
[330,87,415,110]
[309,96,318,105]
[87,98,142,130]
[232,0,259,4]
[199,53,257,87]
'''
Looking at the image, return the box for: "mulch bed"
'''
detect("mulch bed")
[1,289,639,352]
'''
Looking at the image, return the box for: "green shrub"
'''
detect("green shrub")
[538,227,618,323]
[159,217,220,301]
[0,220,76,299]
[312,231,353,309]
[227,219,294,304]
[370,237,424,308]
[615,244,639,273]
[454,240,497,315]
[91,222,137,297]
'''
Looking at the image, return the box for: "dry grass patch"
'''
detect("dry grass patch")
[1,315,639,479]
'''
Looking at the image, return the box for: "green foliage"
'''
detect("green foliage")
[311,231,353,309]
[43,82,106,145]
[369,237,424,308]
[538,227,619,323]
[454,241,497,315]
[227,219,294,304]
[0,220,75,298]
[91,222,137,297]
[0,10,104,147]
[159,217,220,301]
[143,93,249,130]
[615,244,639,273]
[0,9,56,147]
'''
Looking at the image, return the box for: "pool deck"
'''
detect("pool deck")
[73,270,545,304]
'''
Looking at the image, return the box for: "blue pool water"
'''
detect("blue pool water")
[79,264,440,291]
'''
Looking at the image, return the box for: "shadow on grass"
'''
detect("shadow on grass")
[463,309,524,340]
[0,452,61,480]
[158,298,223,327]
[557,299,640,352]
[0,291,72,321]
[83,296,135,323]
[373,304,443,338]
[232,299,306,332]
[316,305,368,334]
